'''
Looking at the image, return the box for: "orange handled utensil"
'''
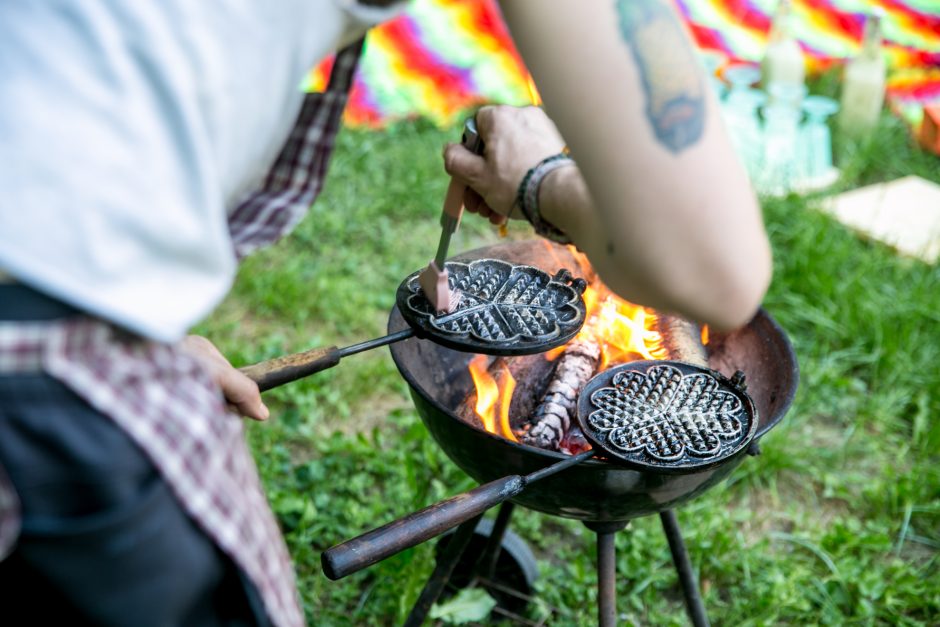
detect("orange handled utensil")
[418,117,484,313]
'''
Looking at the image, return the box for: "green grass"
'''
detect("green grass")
[197,112,940,625]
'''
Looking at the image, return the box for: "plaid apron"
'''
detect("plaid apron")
[0,37,365,627]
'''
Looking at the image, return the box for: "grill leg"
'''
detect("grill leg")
[660,510,710,627]
[403,514,483,627]
[478,501,515,580]
[584,521,629,627]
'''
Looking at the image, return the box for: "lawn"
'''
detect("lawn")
[197,111,940,625]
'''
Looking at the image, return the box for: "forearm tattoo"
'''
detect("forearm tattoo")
[615,0,705,153]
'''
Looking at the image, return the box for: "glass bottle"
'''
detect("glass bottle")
[759,87,803,195]
[797,95,840,189]
[761,0,806,90]
[837,9,887,138]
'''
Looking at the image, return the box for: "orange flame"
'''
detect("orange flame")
[498,369,516,441]
[576,284,668,370]
[468,354,518,441]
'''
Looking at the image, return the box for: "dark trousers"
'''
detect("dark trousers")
[0,285,269,626]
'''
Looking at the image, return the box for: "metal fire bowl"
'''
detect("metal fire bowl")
[389,240,799,522]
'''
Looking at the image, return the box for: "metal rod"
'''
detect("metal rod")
[583,521,628,627]
[479,502,515,581]
[404,514,483,627]
[525,449,595,484]
[660,510,710,627]
[596,528,619,627]
[337,327,415,358]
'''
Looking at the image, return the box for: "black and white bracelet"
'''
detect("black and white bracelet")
[515,152,575,245]
[516,152,574,244]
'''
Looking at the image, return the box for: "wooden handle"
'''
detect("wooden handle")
[239,346,342,392]
[321,475,525,580]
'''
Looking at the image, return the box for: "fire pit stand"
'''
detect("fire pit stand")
[401,502,711,627]
[660,510,710,627]
[584,519,630,627]
[405,514,485,626]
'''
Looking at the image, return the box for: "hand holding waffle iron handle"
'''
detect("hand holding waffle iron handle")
[239,346,342,393]
[240,329,416,392]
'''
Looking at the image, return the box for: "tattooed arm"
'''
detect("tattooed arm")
[492,0,771,331]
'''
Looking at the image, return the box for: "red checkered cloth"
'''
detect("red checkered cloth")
[0,37,365,627]
[229,39,364,258]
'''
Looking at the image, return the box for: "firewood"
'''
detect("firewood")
[457,354,555,429]
[655,314,708,367]
[506,354,558,423]
[520,339,601,450]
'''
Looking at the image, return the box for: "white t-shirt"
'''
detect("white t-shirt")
[0,0,401,342]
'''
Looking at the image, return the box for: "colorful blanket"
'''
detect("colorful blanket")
[306,0,940,129]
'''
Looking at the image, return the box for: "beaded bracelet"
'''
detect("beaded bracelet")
[515,152,575,245]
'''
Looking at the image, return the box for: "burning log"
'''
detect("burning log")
[655,314,707,367]
[457,354,556,437]
[520,339,601,450]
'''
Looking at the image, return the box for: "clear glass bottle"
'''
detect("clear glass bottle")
[837,9,887,138]
[797,95,840,189]
[761,0,806,90]
[759,87,803,196]
[766,81,806,109]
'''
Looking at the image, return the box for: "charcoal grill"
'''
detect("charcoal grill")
[323,240,799,626]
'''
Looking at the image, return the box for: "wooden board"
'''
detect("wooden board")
[820,175,940,264]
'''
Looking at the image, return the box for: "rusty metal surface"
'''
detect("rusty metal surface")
[578,361,758,473]
[397,258,586,356]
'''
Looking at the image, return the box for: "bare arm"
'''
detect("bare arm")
[469,0,771,330]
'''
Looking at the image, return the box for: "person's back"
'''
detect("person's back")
[0,3,401,626]
[0,0,388,341]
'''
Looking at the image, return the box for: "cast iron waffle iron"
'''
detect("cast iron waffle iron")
[577,361,758,473]
[397,258,586,356]
[320,359,759,580]
[241,259,586,391]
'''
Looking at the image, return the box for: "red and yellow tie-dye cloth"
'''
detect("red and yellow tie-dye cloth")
[307,0,939,130]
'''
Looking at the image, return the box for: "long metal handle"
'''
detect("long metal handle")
[321,475,525,581]
[240,328,415,392]
[320,449,594,580]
